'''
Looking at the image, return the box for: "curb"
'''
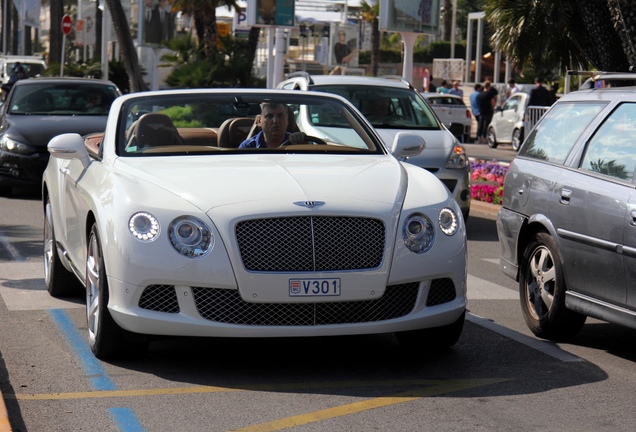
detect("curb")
[470,199,501,218]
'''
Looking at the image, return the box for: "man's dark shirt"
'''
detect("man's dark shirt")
[238,130,291,148]
[528,85,552,106]
[478,87,498,117]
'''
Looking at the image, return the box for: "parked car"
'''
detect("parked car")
[43,89,468,359]
[420,93,471,142]
[0,77,120,195]
[278,73,471,220]
[497,87,636,340]
[487,92,529,151]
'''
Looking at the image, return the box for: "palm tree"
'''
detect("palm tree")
[360,0,380,76]
[105,0,148,92]
[485,0,635,73]
[173,0,239,58]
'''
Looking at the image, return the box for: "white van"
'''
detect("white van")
[0,55,47,82]
[0,55,47,98]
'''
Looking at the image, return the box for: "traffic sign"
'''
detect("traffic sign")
[62,14,72,35]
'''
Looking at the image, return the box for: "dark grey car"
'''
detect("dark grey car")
[497,87,636,339]
[0,77,120,194]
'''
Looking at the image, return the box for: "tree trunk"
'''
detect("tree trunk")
[607,0,636,67]
[95,2,103,60]
[105,0,148,92]
[201,6,218,58]
[371,18,380,76]
[577,0,629,71]
[49,0,63,65]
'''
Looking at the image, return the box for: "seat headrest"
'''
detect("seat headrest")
[133,113,182,148]
[218,117,255,148]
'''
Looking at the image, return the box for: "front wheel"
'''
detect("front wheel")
[44,196,82,297]
[511,128,524,151]
[519,232,586,340]
[86,224,148,359]
[486,127,498,148]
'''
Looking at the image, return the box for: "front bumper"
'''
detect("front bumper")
[0,148,49,187]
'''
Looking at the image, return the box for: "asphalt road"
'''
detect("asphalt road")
[2,183,636,431]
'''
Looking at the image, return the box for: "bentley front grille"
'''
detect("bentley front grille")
[139,284,180,313]
[235,216,385,272]
[191,283,419,325]
[426,278,457,306]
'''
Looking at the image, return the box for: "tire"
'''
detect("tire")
[396,310,465,349]
[44,197,82,297]
[486,127,498,148]
[519,232,586,340]
[86,224,148,359]
[511,128,523,151]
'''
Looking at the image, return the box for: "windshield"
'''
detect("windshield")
[309,84,441,129]
[117,92,385,156]
[7,62,45,78]
[8,82,119,115]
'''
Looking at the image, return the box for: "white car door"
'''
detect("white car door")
[494,94,523,143]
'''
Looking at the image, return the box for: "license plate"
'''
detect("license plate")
[289,278,341,297]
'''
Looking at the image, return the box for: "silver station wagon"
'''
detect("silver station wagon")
[497,87,636,339]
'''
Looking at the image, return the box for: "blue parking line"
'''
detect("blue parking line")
[109,408,146,432]
[48,308,117,391]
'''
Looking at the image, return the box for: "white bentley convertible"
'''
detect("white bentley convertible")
[43,89,467,359]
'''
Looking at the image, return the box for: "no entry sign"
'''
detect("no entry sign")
[62,14,72,35]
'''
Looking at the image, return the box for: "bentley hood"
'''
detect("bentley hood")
[115,154,445,216]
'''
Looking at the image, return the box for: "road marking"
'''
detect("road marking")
[0,261,83,310]
[467,313,583,362]
[468,274,517,299]
[108,408,145,432]
[233,379,508,432]
[11,378,508,401]
[0,232,24,262]
[49,309,116,391]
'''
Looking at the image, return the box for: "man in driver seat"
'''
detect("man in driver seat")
[239,101,305,148]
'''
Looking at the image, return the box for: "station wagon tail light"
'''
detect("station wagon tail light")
[403,213,435,253]
[438,208,459,236]
[129,212,160,242]
[168,216,214,258]
[445,144,468,169]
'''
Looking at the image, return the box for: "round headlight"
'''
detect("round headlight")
[168,216,214,258]
[129,212,160,242]
[438,208,459,236]
[403,213,434,253]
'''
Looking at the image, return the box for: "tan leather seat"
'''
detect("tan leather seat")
[127,113,183,149]
[217,117,255,148]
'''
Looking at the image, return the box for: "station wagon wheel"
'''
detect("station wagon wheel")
[519,232,586,340]
[86,224,126,359]
[511,128,523,151]
[486,127,498,148]
[44,196,81,297]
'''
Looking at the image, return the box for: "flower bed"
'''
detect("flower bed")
[470,160,508,205]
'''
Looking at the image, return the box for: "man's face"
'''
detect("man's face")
[338,32,346,42]
[145,0,153,7]
[258,105,288,146]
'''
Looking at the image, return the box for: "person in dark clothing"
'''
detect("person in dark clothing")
[528,77,552,106]
[477,78,498,143]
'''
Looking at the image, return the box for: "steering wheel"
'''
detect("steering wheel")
[279,135,327,147]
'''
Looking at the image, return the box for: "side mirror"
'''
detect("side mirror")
[48,133,90,168]
[390,132,425,158]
